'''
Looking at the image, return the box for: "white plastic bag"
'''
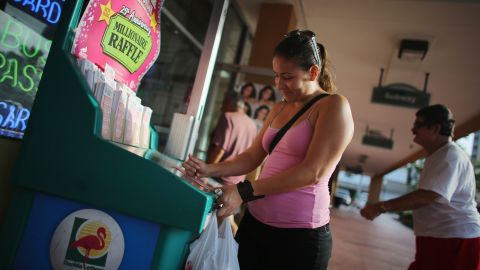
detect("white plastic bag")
[185,212,240,270]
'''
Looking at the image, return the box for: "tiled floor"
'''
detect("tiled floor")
[329,207,415,270]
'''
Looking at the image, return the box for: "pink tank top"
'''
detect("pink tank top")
[248,119,338,228]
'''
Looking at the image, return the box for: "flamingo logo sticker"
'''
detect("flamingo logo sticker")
[50,209,124,270]
[66,219,111,268]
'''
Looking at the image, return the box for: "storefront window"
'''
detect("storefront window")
[136,0,213,149]
[194,6,252,156]
[137,1,251,153]
[163,0,212,44]
[137,14,201,148]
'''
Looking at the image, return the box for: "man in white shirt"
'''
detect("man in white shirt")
[361,104,480,270]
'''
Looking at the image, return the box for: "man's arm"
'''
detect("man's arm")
[208,113,228,164]
[207,144,224,164]
[360,189,441,220]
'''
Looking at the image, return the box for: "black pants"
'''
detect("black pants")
[235,209,332,270]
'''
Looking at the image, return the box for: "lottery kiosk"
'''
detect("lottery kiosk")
[0,0,217,269]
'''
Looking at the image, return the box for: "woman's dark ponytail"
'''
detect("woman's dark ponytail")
[317,42,335,92]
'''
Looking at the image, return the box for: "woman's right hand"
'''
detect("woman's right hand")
[182,154,210,178]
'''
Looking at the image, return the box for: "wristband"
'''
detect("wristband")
[236,180,264,202]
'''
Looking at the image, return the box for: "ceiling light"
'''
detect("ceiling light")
[398,39,429,61]
[362,126,394,150]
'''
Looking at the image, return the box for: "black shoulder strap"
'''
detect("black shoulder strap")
[268,94,329,154]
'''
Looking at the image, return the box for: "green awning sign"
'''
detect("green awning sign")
[101,14,152,73]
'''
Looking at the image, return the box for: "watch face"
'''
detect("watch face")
[50,209,125,270]
[214,188,223,197]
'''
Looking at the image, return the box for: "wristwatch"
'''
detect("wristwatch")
[213,188,223,198]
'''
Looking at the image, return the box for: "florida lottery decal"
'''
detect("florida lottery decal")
[72,0,163,91]
[50,209,125,270]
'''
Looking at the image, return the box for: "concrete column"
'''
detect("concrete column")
[245,3,297,85]
[367,174,384,204]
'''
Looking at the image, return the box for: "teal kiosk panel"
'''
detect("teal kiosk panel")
[0,1,214,269]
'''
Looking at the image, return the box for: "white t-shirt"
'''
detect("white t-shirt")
[413,142,480,238]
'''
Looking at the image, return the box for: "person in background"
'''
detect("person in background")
[240,82,257,104]
[244,102,252,118]
[360,104,480,270]
[207,91,257,234]
[253,105,270,132]
[256,85,276,107]
[183,29,354,270]
[208,91,257,184]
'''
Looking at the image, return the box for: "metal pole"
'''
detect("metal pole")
[423,72,430,93]
[378,68,384,87]
[185,0,229,157]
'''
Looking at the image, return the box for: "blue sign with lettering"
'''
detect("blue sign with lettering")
[0,101,30,139]
[7,0,65,25]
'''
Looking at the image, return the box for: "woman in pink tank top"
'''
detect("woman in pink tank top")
[182,29,354,270]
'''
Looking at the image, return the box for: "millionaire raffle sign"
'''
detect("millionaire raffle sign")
[72,0,163,91]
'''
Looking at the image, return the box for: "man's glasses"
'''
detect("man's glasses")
[413,121,428,129]
[285,30,321,66]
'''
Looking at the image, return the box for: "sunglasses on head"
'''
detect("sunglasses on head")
[285,29,321,66]
[286,30,316,38]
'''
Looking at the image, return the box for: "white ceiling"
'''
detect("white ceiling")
[235,0,480,176]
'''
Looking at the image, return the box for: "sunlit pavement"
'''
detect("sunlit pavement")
[329,207,415,270]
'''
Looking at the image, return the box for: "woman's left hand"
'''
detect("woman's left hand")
[216,184,243,218]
